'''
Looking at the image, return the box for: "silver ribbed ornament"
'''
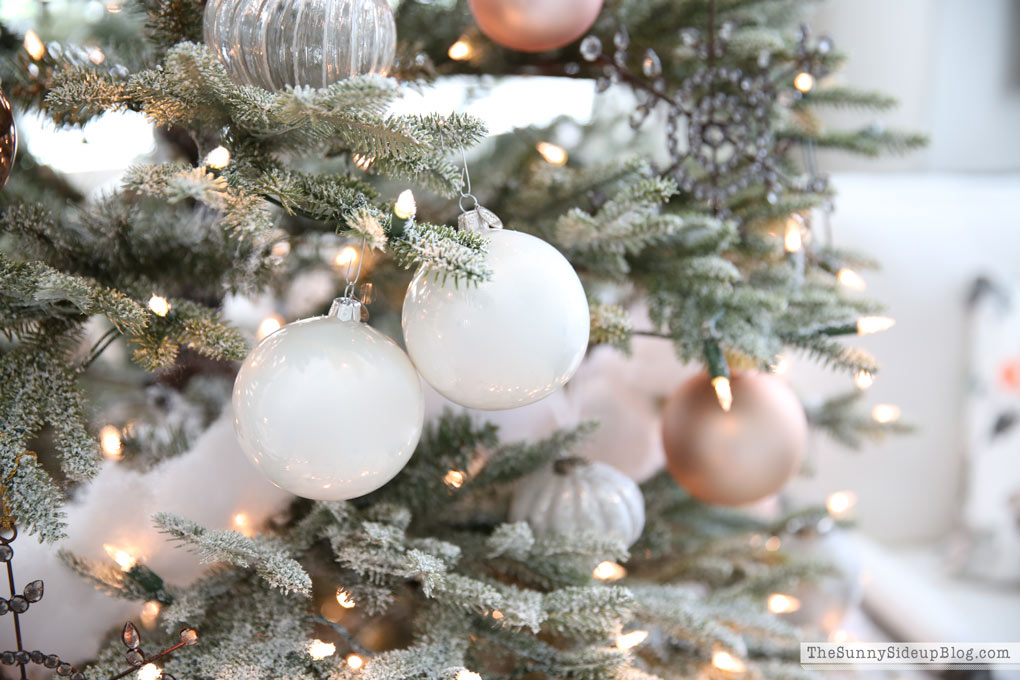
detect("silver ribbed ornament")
[203,0,397,91]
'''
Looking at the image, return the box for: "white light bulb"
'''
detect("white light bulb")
[307,639,336,660]
[148,295,170,317]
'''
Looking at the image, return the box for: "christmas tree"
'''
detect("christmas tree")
[0,1,922,679]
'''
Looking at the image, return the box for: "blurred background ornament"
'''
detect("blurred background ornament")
[468,0,603,53]
[232,296,423,500]
[0,85,16,188]
[203,0,396,90]
[510,457,645,547]
[402,205,589,410]
[662,372,807,505]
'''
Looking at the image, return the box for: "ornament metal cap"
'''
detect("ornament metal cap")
[458,206,503,232]
[328,297,363,323]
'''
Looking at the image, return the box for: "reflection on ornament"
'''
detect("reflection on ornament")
[307,639,335,660]
[468,0,603,53]
[204,0,396,90]
[352,153,375,170]
[402,218,589,410]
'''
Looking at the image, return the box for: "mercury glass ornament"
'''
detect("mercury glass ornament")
[204,0,397,91]
[232,297,424,500]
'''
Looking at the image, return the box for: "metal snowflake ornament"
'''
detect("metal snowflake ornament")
[0,526,198,680]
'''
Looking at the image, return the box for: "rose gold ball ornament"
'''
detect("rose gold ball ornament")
[0,86,17,188]
[661,372,807,506]
[468,0,604,53]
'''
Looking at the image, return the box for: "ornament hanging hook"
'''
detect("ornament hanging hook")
[342,237,368,300]
[458,149,479,213]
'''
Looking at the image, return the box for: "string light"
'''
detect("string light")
[767,593,801,614]
[232,512,255,537]
[711,376,733,412]
[856,315,895,335]
[23,30,45,60]
[826,490,857,517]
[854,370,874,391]
[106,0,122,12]
[336,588,356,609]
[100,425,123,459]
[148,295,171,317]
[335,246,360,268]
[793,71,815,93]
[271,240,291,258]
[448,39,473,61]
[256,315,284,341]
[140,600,161,627]
[204,146,231,170]
[491,610,504,620]
[307,639,336,660]
[346,654,364,670]
[394,189,417,220]
[104,544,137,571]
[711,649,746,673]
[87,47,106,65]
[443,469,465,489]
[616,630,649,651]
[764,536,781,552]
[784,216,804,253]
[352,153,374,170]
[772,354,790,375]
[592,561,626,582]
[871,403,901,424]
[455,671,482,680]
[536,142,568,166]
[837,268,866,291]
[136,663,161,680]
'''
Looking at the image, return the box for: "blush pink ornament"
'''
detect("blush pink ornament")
[468,0,604,53]
[661,372,807,506]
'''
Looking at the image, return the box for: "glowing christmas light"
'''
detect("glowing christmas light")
[536,142,568,166]
[352,154,374,170]
[444,469,466,489]
[712,376,733,412]
[140,600,161,627]
[335,246,360,267]
[448,40,473,61]
[826,490,857,517]
[871,403,901,424]
[772,355,790,375]
[764,536,781,552]
[491,610,504,620]
[856,316,895,335]
[336,589,356,609]
[616,630,649,651]
[23,30,45,60]
[394,190,417,220]
[104,544,137,571]
[307,639,336,660]
[271,240,291,258]
[794,72,815,93]
[455,671,482,680]
[257,315,284,341]
[712,650,746,673]
[592,561,626,582]
[767,593,801,614]
[148,295,170,317]
[87,47,106,65]
[346,654,364,670]
[100,425,123,459]
[837,268,866,291]
[784,217,804,253]
[205,146,231,170]
[136,663,161,680]
[854,370,874,391]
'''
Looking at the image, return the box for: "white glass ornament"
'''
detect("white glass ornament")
[402,209,589,410]
[232,297,423,500]
[204,0,396,91]
[510,458,645,547]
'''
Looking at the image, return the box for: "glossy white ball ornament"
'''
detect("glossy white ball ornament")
[232,298,424,500]
[510,458,645,547]
[402,216,589,410]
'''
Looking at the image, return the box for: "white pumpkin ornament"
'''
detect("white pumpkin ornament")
[232,296,424,500]
[509,457,645,547]
[402,204,590,411]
